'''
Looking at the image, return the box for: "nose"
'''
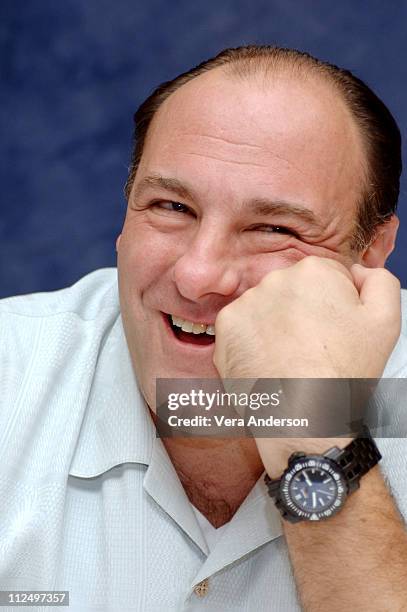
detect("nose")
[172,226,240,301]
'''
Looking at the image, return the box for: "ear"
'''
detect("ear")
[116,234,122,252]
[360,215,399,267]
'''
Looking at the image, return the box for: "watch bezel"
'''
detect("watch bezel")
[279,455,348,521]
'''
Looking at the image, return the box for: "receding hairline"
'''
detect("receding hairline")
[151,56,368,157]
[125,45,401,251]
[143,58,369,218]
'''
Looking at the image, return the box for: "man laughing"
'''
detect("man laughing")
[1,46,406,611]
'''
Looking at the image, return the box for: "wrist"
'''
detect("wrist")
[262,437,353,479]
[263,428,381,523]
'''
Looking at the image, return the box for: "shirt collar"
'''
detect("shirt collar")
[68,315,155,478]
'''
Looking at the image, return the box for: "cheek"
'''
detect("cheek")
[243,241,355,288]
[118,222,185,297]
[245,249,309,284]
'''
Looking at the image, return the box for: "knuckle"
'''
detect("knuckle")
[299,255,322,267]
[215,301,238,327]
[374,267,401,288]
[372,299,401,331]
[296,255,326,275]
[214,306,229,327]
[239,286,255,301]
[258,269,284,289]
[297,256,351,282]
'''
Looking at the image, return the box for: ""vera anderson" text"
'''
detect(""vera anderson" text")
[167,415,309,428]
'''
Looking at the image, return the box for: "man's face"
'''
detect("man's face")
[117,69,366,406]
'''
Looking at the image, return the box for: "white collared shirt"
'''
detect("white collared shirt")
[0,268,406,611]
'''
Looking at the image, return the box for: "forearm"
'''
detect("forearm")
[282,466,407,611]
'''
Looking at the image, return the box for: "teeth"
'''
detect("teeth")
[170,315,215,336]
[192,323,206,334]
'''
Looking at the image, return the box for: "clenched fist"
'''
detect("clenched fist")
[213,256,401,380]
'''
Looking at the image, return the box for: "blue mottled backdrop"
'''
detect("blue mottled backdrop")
[1,0,406,297]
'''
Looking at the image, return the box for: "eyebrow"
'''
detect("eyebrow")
[133,174,193,202]
[133,173,322,228]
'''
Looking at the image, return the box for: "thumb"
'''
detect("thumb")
[350,263,401,313]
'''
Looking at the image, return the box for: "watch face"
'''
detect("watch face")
[281,456,347,520]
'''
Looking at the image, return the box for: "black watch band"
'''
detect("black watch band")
[333,425,382,493]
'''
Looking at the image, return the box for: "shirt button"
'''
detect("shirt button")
[194,578,209,597]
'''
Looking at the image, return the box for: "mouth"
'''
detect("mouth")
[162,312,216,347]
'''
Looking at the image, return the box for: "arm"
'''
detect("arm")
[283,464,407,611]
[213,256,407,610]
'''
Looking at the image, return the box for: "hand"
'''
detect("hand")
[213,256,401,380]
[212,256,401,475]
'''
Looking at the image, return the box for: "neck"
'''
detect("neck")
[154,414,265,527]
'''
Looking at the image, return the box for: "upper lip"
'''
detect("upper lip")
[163,311,216,326]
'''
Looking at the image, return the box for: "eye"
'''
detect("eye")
[152,201,192,214]
[251,224,299,238]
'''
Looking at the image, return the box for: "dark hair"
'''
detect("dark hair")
[124,45,402,250]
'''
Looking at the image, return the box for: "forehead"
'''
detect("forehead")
[138,68,365,222]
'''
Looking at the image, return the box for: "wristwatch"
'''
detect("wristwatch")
[264,426,381,522]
